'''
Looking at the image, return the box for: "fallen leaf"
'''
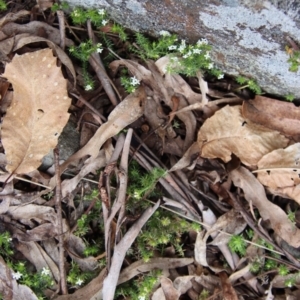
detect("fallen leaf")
[198,105,289,166]
[242,95,300,136]
[160,277,180,300]
[219,271,239,300]
[230,166,300,248]
[2,48,71,174]
[1,21,74,47]
[256,143,300,189]
[59,86,145,173]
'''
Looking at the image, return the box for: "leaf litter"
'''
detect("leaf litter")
[0,3,300,300]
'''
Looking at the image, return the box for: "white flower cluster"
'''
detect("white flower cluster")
[98,9,105,15]
[96,43,103,53]
[159,30,171,37]
[76,278,84,286]
[73,9,80,17]
[85,84,93,91]
[12,271,22,280]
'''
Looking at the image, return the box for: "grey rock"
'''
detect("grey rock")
[66,0,300,98]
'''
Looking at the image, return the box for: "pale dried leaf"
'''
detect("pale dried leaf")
[0,10,30,28]
[102,201,160,300]
[13,35,76,84]
[2,48,71,174]
[61,150,107,197]
[256,143,300,189]
[230,166,300,248]
[198,105,289,166]
[59,86,145,173]
[169,142,199,172]
[173,275,220,295]
[160,277,180,300]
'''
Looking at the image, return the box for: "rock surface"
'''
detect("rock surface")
[66,0,300,98]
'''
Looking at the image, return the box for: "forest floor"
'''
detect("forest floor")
[0,1,300,300]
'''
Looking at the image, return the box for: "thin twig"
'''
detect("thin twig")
[57,10,66,50]
[86,19,120,106]
[54,147,67,295]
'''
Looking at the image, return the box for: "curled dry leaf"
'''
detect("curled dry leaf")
[1,21,74,47]
[230,166,300,248]
[242,95,300,136]
[2,48,71,174]
[198,105,289,166]
[256,143,300,203]
[59,86,145,173]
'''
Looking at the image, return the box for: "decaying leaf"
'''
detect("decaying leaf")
[59,86,145,173]
[230,166,300,248]
[255,143,300,203]
[2,48,71,174]
[242,95,300,136]
[256,143,300,189]
[198,105,289,166]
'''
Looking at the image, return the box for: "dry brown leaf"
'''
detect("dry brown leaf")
[58,86,145,174]
[13,34,76,83]
[2,48,71,174]
[219,272,239,300]
[242,95,300,136]
[160,277,180,300]
[230,166,300,248]
[255,143,300,203]
[198,105,289,166]
[1,21,74,47]
[256,143,300,189]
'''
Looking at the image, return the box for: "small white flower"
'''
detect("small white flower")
[178,45,186,53]
[170,56,178,62]
[96,48,103,53]
[217,74,224,79]
[76,278,84,286]
[102,19,108,26]
[138,296,146,300]
[12,271,22,280]
[73,9,80,17]
[168,45,177,50]
[41,267,50,276]
[130,76,140,86]
[193,48,201,54]
[159,30,171,37]
[197,38,208,45]
[133,191,141,199]
[85,84,93,91]
[98,9,105,15]
[208,63,214,69]
[204,52,210,59]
